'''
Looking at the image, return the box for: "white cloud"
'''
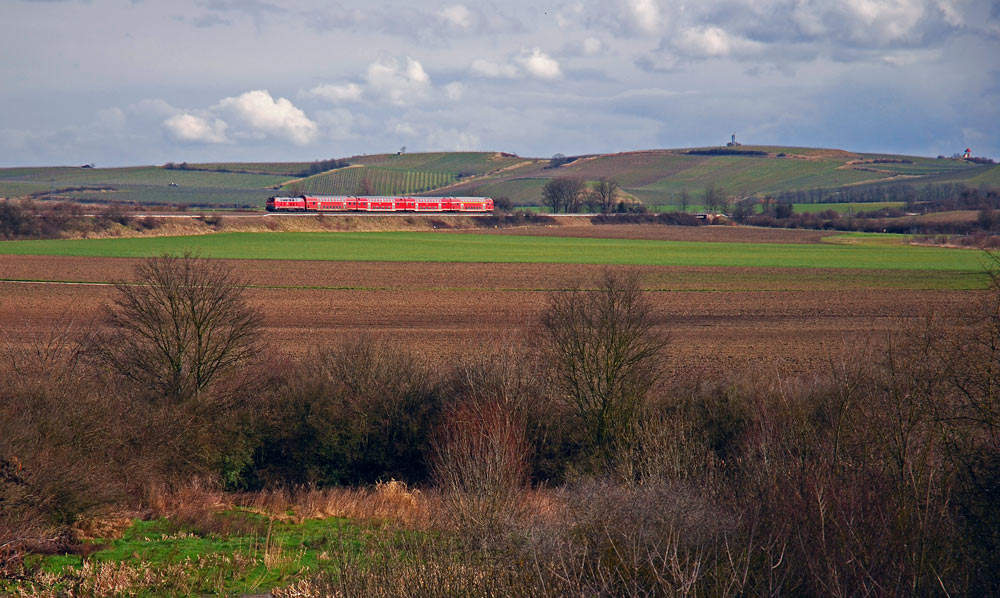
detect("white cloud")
[582,37,604,56]
[627,0,662,34]
[426,128,481,151]
[438,4,473,29]
[97,107,126,132]
[880,48,941,66]
[675,26,734,57]
[444,82,465,100]
[518,48,561,79]
[307,82,363,102]
[470,48,560,80]
[791,0,926,43]
[392,122,419,136]
[470,58,521,78]
[316,108,356,140]
[365,57,432,105]
[556,2,585,28]
[635,49,679,72]
[215,90,317,145]
[935,0,964,27]
[844,0,925,39]
[129,99,178,118]
[163,113,229,144]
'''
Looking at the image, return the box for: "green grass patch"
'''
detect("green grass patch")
[0,231,991,275]
[820,232,910,246]
[792,201,905,214]
[13,515,418,596]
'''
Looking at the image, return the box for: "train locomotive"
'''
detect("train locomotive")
[266,195,494,213]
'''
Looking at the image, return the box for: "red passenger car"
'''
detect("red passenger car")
[266,195,494,213]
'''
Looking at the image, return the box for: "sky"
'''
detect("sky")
[1,0,998,166]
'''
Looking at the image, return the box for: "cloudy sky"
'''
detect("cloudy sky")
[2,0,998,166]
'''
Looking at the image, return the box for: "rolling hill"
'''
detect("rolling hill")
[0,147,994,209]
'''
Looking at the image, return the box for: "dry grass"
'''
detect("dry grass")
[43,213,530,240]
[121,478,565,538]
[235,481,436,527]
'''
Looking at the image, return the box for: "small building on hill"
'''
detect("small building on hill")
[727,134,741,147]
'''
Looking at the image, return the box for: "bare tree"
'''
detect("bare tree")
[543,177,586,213]
[703,183,727,213]
[540,270,666,467]
[592,177,620,214]
[95,253,263,403]
[549,153,570,168]
[358,175,374,195]
[677,189,691,213]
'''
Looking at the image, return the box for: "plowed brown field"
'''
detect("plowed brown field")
[0,253,980,377]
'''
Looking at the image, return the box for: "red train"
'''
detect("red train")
[266,195,494,213]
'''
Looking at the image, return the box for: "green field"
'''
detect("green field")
[0,231,990,276]
[474,178,549,203]
[0,166,286,189]
[181,161,315,176]
[346,152,523,175]
[0,166,287,206]
[791,201,905,214]
[924,163,1000,186]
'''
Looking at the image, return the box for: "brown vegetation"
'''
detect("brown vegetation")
[3,252,999,595]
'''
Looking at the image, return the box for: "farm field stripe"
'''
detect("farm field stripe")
[5,279,957,293]
[0,231,988,272]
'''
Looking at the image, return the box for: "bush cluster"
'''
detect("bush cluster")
[0,199,159,240]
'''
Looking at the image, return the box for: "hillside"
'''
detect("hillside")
[440,148,987,208]
[0,147,992,209]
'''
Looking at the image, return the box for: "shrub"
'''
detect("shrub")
[430,401,529,544]
[538,270,666,474]
[247,339,443,488]
[0,328,131,564]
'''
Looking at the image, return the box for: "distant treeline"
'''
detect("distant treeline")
[736,185,1000,240]
[297,158,350,177]
[163,158,350,177]
[0,199,161,240]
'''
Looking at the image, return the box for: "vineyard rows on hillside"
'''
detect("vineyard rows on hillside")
[290,167,457,196]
